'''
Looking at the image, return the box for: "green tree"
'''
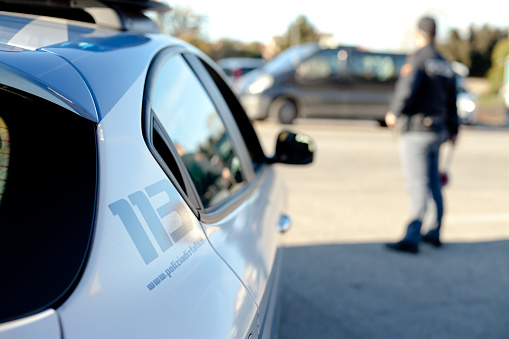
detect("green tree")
[469,24,506,77]
[281,15,320,50]
[208,39,263,61]
[438,29,471,68]
[156,5,211,54]
[439,25,507,78]
[487,38,509,93]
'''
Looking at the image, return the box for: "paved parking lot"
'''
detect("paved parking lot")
[254,119,509,339]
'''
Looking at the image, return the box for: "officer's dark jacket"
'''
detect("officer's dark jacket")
[390,43,459,135]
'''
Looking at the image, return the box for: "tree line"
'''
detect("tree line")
[437,26,509,93]
[156,6,509,94]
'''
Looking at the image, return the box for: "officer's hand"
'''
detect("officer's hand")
[385,112,397,128]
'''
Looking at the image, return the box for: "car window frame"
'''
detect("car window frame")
[197,58,267,172]
[183,54,256,179]
[142,47,204,216]
[142,47,267,223]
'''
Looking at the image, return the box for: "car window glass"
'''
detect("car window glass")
[199,59,266,173]
[151,55,244,209]
[0,87,97,323]
[296,49,348,81]
[264,43,319,73]
[350,52,405,82]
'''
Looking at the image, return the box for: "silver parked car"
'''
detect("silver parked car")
[0,1,314,338]
[456,77,479,125]
[217,57,265,82]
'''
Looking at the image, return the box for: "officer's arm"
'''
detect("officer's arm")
[389,61,423,116]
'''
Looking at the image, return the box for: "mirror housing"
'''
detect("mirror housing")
[270,130,315,165]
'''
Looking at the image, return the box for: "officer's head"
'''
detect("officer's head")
[415,16,436,47]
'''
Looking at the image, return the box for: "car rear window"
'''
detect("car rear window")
[0,87,97,323]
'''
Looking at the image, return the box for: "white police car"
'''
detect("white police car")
[0,1,314,338]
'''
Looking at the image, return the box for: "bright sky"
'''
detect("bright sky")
[167,0,508,52]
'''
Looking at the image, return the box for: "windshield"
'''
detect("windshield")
[264,43,320,74]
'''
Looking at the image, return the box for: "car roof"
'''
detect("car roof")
[0,11,184,122]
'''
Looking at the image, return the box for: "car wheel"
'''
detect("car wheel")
[270,99,298,124]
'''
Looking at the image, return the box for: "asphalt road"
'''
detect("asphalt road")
[254,119,509,339]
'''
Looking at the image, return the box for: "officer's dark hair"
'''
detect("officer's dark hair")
[418,16,436,40]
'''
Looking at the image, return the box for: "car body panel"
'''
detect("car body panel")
[457,91,479,124]
[239,93,273,120]
[0,310,61,339]
[287,77,351,118]
[44,34,164,120]
[201,166,286,306]
[0,60,91,119]
[57,74,258,338]
[456,77,479,125]
[0,49,100,120]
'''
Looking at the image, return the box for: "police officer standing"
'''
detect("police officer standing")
[385,16,459,254]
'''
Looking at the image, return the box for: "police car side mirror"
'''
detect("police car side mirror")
[270,130,315,165]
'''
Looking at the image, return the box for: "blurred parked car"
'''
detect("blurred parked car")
[0,1,315,338]
[456,90,479,125]
[501,56,509,113]
[217,57,264,82]
[236,42,407,125]
[453,63,479,125]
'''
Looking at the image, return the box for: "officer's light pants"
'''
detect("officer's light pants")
[399,130,448,244]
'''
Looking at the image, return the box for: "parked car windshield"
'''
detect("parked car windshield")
[264,43,319,74]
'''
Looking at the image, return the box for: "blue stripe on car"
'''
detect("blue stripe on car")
[0,14,174,121]
[45,32,157,120]
[0,51,98,121]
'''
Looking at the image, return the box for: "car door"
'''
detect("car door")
[142,49,285,337]
[292,48,351,117]
[344,50,404,120]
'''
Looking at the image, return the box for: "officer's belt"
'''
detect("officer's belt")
[400,113,446,132]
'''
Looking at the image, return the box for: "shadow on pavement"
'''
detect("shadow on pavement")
[278,240,509,339]
[462,121,509,131]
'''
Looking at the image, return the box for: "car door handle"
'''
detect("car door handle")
[277,214,292,233]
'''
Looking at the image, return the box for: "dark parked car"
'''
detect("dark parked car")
[236,42,407,125]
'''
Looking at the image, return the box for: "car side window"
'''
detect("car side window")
[350,52,401,82]
[296,49,348,82]
[150,55,245,209]
[198,59,266,172]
